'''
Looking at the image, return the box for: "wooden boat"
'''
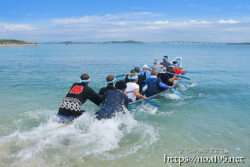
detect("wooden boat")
[128,57,182,108]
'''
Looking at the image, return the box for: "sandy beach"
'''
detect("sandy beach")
[0,43,38,47]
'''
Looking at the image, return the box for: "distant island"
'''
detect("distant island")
[103,40,143,44]
[40,40,250,45]
[3,39,249,46]
[155,41,250,45]
[41,40,144,44]
[0,39,38,47]
[226,42,250,45]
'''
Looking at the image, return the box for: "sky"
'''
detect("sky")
[0,0,250,42]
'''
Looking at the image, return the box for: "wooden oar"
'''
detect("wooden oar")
[170,88,185,99]
[144,98,160,107]
[179,79,188,88]
[115,74,126,78]
[177,75,190,80]
[187,71,201,74]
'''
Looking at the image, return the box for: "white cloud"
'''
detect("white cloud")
[154,21,169,24]
[200,20,209,24]
[52,12,158,24]
[218,19,238,24]
[0,22,37,31]
[189,20,209,24]
[1,12,249,43]
[52,15,100,24]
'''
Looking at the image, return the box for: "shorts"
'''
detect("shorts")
[57,114,76,124]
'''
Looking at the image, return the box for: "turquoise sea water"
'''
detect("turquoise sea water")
[0,44,249,167]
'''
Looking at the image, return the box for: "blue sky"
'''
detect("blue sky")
[0,0,250,42]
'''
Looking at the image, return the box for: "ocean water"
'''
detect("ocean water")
[0,43,249,167]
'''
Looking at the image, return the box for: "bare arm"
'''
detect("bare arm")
[122,89,128,96]
[134,88,146,100]
[168,73,177,82]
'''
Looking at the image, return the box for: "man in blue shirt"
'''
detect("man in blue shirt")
[96,81,129,120]
[145,70,172,97]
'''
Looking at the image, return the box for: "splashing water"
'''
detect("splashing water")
[0,110,158,167]
[189,82,197,88]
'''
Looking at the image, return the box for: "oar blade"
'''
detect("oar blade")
[115,74,126,78]
[145,99,160,107]
[188,71,201,73]
[177,75,191,80]
[179,79,188,88]
[170,88,185,99]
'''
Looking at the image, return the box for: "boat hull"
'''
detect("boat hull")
[128,80,179,108]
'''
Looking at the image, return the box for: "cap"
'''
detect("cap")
[143,64,148,70]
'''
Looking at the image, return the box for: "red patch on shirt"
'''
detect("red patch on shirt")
[70,85,83,94]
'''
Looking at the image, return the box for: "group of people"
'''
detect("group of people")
[57,55,185,123]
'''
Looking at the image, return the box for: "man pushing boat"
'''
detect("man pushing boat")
[57,73,100,123]
[99,75,116,96]
[96,81,129,120]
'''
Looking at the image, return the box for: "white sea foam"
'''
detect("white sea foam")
[156,110,175,117]
[189,82,197,88]
[138,102,158,114]
[179,83,188,90]
[163,93,183,100]
[0,109,158,167]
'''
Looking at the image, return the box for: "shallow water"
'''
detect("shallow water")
[0,44,249,166]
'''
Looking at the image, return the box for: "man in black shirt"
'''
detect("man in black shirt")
[57,73,100,123]
[125,70,135,83]
[99,75,116,96]
[158,66,178,87]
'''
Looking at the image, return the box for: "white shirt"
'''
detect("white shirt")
[126,82,139,102]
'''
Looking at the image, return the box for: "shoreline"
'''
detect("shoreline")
[0,43,38,47]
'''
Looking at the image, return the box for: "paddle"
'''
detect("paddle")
[177,75,190,80]
[187,71,201,74]
[115,74,126,78]
[144,98,160,107]
[179,79,188,88]
[115,72,142,78]
[170,88,185,99]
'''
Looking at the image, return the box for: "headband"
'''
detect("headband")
[79,79,90,83]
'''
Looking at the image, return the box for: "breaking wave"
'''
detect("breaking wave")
[0,109,158,167]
